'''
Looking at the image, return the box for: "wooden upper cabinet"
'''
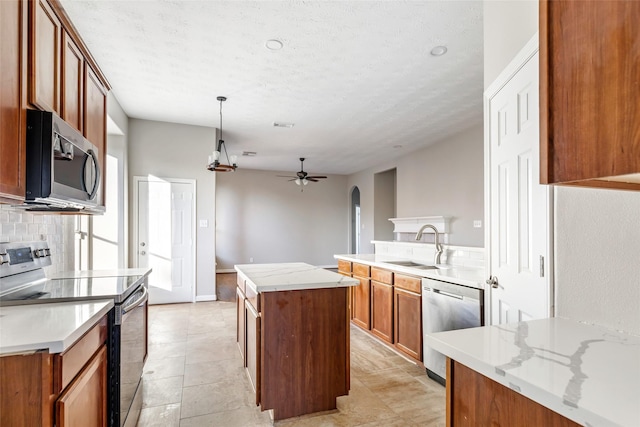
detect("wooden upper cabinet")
[0,0,27,203]
[30,0,61,113]
[84,65,107,155]
[540,0,640,190]
[61,30,83,132]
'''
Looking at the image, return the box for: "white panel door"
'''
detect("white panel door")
[487,48,551,324]
[136,177,195,304]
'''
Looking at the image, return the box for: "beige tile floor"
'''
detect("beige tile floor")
[137,301,445,427]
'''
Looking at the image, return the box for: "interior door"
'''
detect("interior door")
[487,45,552,324]
[136,177,195,304]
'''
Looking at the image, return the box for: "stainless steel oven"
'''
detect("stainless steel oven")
[0,241,149,427]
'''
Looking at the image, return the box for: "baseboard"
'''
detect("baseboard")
[195,294,217,302]
[216,269,236,274]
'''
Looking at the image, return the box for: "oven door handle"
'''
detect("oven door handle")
[122,286,148,315]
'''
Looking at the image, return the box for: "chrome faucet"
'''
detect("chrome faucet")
[415,224,443,265]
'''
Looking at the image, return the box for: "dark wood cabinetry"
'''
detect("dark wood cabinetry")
[245,299,261,405]
[447,359,580,427]
[540,0,640,190]
[1,0,110,208]
[370,267,393,343]
[0,314,109,427]
[61,30,83,132]
[394,287,422,361]
[351,263,371,330]
[30,0,61,113]
[0,0,27,203]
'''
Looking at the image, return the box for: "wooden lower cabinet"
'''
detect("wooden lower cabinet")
[447,359,581,427]
[394,287,422,361]
[351,276,371,329]
[0,314,108,427]
[56,345,108,427]
[370,280,393,343]
[245,299,260,405]
[236,284,350,421]
[236,286,246,365]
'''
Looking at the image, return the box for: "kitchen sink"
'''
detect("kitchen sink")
[383,260,437,269]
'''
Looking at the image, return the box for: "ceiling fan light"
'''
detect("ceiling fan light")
[302,178,309,185]
[295,178,302,185]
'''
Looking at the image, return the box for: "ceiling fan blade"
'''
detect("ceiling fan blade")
[306,178,319,182]
[276,175,297,178]
[306,176,327,179]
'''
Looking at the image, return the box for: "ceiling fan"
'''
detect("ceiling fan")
[278,158,327,187]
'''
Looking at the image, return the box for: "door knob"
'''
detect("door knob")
[140,242,146,247]
[140,251,146,255]
[486,276,499,288]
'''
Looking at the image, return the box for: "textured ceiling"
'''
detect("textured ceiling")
[60,0,483,175]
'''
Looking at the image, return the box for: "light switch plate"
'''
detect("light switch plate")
[473,220,482,228]
[199,220,209,228]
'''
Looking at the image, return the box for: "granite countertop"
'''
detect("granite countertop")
[0,300,114,355]
[49,267,152,279]
[425,317,640,427]
[235,262,359,293]
[334,253,485,289]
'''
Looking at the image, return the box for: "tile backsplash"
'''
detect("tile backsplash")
[372,240,485,268]
[0,205,75,274]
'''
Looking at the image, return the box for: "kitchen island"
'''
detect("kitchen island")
[234,263,359,421]
[426,317,640,427]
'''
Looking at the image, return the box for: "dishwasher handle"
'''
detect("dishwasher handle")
[432,288,463,300]
[122,286,148,315]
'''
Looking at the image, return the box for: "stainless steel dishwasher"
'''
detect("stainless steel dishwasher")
[422,277,484,385]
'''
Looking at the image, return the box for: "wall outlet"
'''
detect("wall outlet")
[199,219,209,228]
[473,220,482,228]
[249,257,254,263]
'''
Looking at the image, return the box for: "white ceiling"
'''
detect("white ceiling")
[60,0,484,175]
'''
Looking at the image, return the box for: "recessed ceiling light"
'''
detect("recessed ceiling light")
[393,145,403,149]
[242,151,257,157]
[273,122,294,128]
[430,45,447,56]
[265,39,283,50]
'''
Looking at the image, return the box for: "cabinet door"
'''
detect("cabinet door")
[370,280,393,343]
[30,0,61,113]
[84,64,107,205]
[56,345,108,427]
[61,30,83,132]
[351,276,370,330]
[0,0,26,203]
[540,1,640,190]
[236,286,246,366]
[394,288,422,361]
[245,300,260,406]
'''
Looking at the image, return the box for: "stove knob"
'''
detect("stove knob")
[0,253,7,265]
[33,249,40,258]
[44,248,51,256]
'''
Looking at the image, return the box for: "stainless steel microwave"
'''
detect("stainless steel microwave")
[24,110,104,213]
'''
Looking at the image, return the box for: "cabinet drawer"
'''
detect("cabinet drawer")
[245,282,260,313]
[394,274,421,294]
[352,263,370,278]
[337,259,352,274]
[54,314,108,393]
[371,267,392,285]
[237,273,246,293]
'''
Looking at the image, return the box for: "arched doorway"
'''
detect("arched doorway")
[350,186,361,254]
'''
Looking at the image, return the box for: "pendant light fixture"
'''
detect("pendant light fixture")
[207,96,238,172]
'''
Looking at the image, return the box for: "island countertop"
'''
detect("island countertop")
[234,262,359,293]
[425,317,640,427]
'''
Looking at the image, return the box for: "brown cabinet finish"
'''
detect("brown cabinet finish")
[394,273,421,294]
[30,0,61,113]
[351,275,371,330]
[352,262,370,278]
[61,30,83,132]
[245,299,261,406]
[371,266,392,284]
[394,287,422,361]
[337,259,352,274]
[260,287,349,420]
[540,0,640,190]
[56,345,108,427]
[370,280,393,343]
[236,286,246,365]
[0,314,109,427]
[0,0,27,203]
[447,359,581,427]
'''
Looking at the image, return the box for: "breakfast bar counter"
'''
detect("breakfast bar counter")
[234,263,359,421]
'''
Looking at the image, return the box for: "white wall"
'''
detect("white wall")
[215,168,348,269]
[348,124,484,253]
[484,0,640,335]
[128,118,216,298]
